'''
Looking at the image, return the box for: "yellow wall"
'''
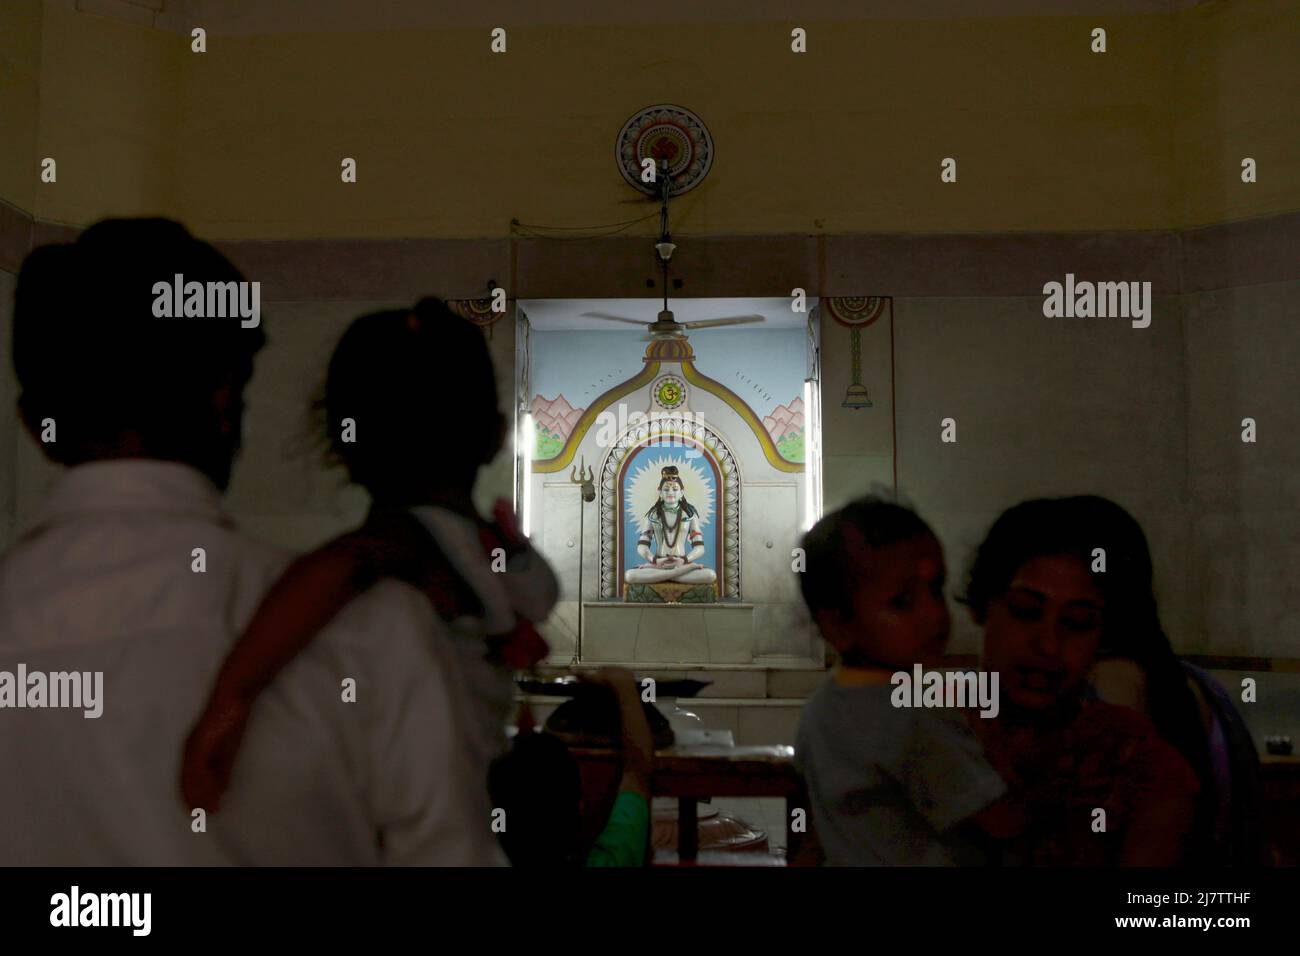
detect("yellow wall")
[31,4,181,225]
[174,15,1183,238]
[0,0,43,214]
[1177,0,1300,228]
[3,3,1297,237]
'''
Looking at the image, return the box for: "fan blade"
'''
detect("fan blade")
[579,312,655,326]
[681,315,766,330]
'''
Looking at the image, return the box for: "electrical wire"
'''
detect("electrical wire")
[890,302,898,495]
[510,210,660,240]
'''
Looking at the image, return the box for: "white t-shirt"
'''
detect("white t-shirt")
[795,674,1006,866]
[407,505,559,772]
[0,461,506,866]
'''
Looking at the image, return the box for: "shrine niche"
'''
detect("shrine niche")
[519,297,816,665]
[533,322,798,607]
[599,410,740,604]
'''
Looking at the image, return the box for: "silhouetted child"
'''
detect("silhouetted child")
[181,298,557,812]
[489,668,655,867]
[794,497,1020,865]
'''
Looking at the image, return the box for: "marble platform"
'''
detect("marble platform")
[582,601,755,663]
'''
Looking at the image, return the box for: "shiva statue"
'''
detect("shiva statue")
[625,466,717,586]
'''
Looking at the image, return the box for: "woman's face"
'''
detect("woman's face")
[980,554,1105,712]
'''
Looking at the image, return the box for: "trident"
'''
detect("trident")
[569,458,595,664]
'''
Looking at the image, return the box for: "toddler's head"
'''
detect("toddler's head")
[799,497,950,669]
[318,298,503,505]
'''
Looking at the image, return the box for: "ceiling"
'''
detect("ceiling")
[520,297,812,332]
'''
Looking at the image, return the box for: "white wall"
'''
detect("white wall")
[1185,281,1300,659]
[891,294,1195,657]
[874,284,1299,669]
[819,306,895,513]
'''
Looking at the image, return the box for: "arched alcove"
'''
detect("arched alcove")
[598,417,742,600]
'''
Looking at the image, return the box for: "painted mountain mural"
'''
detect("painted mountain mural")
[532,394,585,458]
[764,396,805,462]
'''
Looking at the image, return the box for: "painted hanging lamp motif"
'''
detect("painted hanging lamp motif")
[824,296,889,409]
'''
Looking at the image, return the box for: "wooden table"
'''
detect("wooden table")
[568,744,801,862]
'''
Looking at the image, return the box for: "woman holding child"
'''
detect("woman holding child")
[793,495,1204,867]
[963,496,1207,866]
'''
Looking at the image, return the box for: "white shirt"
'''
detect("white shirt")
[408,506,559,773]
[0,461,506,866]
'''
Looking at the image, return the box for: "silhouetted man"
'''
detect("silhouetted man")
[0,219,503,864]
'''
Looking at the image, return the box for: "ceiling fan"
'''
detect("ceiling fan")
[581,160,765,338]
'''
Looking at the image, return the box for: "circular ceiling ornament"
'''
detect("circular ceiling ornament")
[652,374,687,411]
[616,104,714,197]
[824,297,888,329]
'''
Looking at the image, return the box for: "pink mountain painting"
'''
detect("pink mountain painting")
[763,396,804,443]
[532,394,585,452]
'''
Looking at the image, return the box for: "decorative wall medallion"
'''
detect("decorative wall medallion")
[823,297,890,410]
[824,297,887,329]
[651,374,687,411]
[616,104,714,197]
[448,297,507,329]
